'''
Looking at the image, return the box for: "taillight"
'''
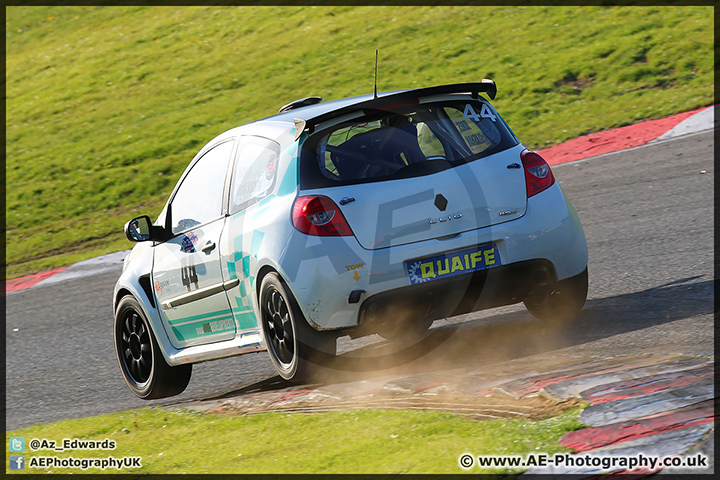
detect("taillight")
[521,150,555,197]
[292,196,353,236]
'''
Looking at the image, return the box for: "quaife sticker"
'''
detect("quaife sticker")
[406,244,501,285]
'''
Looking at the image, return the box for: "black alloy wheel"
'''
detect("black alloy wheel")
[121,309,153,384]
[259,273,337,381]
[264,283,296,368]
[114,296,191,399]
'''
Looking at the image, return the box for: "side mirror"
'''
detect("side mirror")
[124,215,164,242]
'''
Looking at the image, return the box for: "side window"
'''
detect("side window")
[171,140,235,235]
[229,136,280,214]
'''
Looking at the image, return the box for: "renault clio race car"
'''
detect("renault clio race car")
[114,81,588,399]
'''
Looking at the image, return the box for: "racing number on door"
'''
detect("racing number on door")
[181,258,199,291]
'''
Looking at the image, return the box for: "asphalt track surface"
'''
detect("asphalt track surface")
[5,130,714,431]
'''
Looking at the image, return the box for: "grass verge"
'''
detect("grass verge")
[6,406,584,474]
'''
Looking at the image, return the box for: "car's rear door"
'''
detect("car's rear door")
[220,135,282,332]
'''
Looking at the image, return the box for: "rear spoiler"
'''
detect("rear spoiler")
[296,80,497,139]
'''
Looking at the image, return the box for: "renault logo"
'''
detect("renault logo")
[434,194,448,211]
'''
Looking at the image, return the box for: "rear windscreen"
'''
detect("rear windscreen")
[300,99,518,188]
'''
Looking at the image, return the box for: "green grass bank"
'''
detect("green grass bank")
[6,406,584,474]
[6,6,713,278]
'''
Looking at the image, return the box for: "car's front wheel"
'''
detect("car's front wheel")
[114,296,192,399]
[259,273,337,382]
[524,267,588,321]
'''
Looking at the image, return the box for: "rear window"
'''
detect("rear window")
[300,99,518,188]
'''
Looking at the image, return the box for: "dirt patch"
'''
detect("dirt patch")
[554,74,593,92]
[202,389,582,422]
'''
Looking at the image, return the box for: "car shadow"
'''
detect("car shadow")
[206,275,713,398]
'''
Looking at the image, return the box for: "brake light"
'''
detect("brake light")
[521,150,555,197]
[292,196,353,236]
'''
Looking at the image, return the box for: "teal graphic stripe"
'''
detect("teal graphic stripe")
[278,141,298,197]
[252,203,271,220]
[171,314,236,341]
[167,308,234,326]
[228,261,237,280]
[251,230,265,256]
[233,235,244,263]
[234,309,258,330]
[258,194,276,209]
[234,276,256,302]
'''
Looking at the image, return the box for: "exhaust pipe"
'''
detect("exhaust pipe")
[532,266,550,287]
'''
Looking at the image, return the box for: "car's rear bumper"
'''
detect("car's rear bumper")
[351,258,558,338]
[280,181,587,330]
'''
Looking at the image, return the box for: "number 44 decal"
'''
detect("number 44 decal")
[181,264,198,287]
[181,257,199,291]
[463,103,497,123]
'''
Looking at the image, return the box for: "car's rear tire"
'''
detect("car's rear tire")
[523,267,588,321]
[114,296,192,399]
[259,273,337,382]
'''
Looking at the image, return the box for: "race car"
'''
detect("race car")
[113,81,588,399]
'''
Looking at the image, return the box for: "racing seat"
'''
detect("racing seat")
[331,122,426,180]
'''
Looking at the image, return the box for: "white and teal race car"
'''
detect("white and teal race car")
[114,81,588,399]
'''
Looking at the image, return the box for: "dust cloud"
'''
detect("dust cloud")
[306,302,580,388]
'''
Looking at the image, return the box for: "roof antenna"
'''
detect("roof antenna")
[373,49,378,99]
